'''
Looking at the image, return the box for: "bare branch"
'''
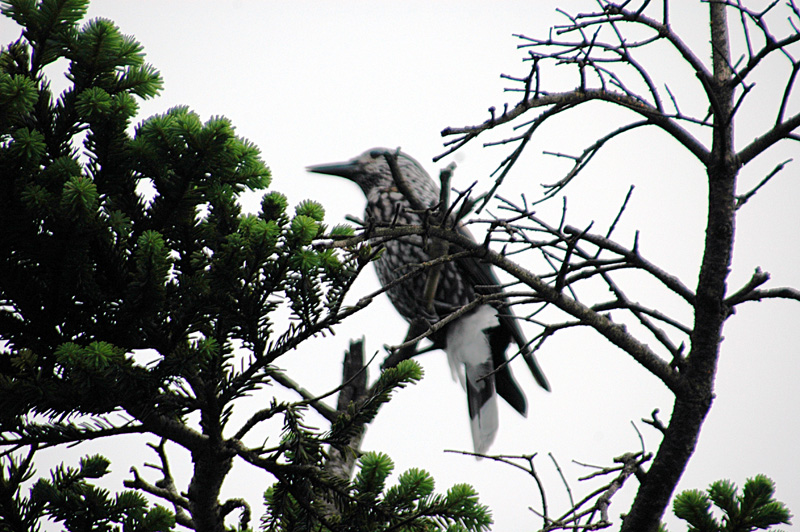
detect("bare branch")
[735,159,792,209]
[534,122,649,206]
[556,4,711,81]
[268,371,338,422]
[777,60,800,124]
[124,439,193,528]
[325,339,370,481]
[220,498,250,531]
[363,224,683,391]
[642,408,668,435]
[475,105,569,212]
[440,89,709,167]
[562,226,696,304]
[447,450,550,527]
[593,300,692,335]
[726,272,800,306]
[382,148,430,213]
[737,111,800,165]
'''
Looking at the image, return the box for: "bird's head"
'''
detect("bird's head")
[307,148,437,200]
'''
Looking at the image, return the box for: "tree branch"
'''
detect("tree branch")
[440,89,710,165]
[322,224,683,393]
[737,111,800,165]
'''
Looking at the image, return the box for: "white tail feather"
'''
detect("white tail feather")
[470,393,498,455]
[446,305,500,454]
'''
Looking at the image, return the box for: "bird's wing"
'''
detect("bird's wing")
[453,224,551,392]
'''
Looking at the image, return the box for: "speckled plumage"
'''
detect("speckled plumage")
[309,148,549,453]
[367,185,474,322]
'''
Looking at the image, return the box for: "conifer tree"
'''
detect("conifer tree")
[0,2,492,531]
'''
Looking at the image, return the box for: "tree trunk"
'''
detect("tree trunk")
[620,4,737,531]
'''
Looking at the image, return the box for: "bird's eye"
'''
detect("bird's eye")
[368,150,382,159]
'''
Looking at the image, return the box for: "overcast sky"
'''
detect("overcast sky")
[3,1,799,530]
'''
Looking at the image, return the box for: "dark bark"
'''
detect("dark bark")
[622,4,738,530]
[325,339,368,481]
[187,445,235,532]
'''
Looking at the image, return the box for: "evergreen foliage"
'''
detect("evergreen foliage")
[1,452,175,532]
[263,450,492,532]
[0,1,492,531]
[667,475,791,532]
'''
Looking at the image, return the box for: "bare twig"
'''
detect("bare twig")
[124,439,193,528]
[735,159,792,209]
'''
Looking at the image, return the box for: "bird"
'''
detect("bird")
[308,148,549,454]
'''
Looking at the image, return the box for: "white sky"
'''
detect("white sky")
[2,1,799,530]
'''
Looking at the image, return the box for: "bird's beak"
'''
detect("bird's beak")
[306,161,358,180]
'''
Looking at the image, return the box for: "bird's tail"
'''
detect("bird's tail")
[446,305,501,455]
[465,364,498,455]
